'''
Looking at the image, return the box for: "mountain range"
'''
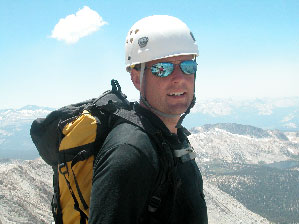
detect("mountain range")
[0,99,298,223]
[0,159,53,224]
[0,105,52,159]
[2,121,298,223]
[185,97,299,131]
[0,97,298,160]
[0,158,271,224]
[189,123,299,164]
[189,124,299,223]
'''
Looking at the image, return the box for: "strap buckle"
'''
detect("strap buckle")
[59,163,68,175]
[148,196,162,213]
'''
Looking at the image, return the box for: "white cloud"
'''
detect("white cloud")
[50,6,107,44]
[284,122,297,129]
[282,113,295,122]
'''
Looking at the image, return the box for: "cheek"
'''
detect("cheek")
[153,78,168,94]
[148,79,164,97]
[187,76,195,90]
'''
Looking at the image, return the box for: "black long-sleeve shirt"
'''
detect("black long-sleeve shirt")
[89,104,208,224]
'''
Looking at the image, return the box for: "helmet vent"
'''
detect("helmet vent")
[190,32,196,42]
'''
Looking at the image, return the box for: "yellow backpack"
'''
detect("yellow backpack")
[56,109,99,223]
[31,80,131,223]
[31,80,174,224]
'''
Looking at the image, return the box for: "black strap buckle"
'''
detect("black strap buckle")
[59,163,68,175]
[111,79,121,93]
[148,196,162,213]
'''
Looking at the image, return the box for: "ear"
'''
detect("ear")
[130,68,141,91]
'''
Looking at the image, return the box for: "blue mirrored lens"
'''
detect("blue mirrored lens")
[151,62,174,77]
[150,60,197,77]
[180,60,197,74]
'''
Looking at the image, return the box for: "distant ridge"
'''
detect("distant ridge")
[184,97,299,131]
[201,123,271,138]
[189,123,299,164]
[18,105,55,111]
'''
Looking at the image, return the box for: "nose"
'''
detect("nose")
[170,64,185,82]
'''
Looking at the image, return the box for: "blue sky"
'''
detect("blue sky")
[0,0,298,109]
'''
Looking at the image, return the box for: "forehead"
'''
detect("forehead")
[147,55,195,66]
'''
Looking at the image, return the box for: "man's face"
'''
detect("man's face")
[142,55,195,116]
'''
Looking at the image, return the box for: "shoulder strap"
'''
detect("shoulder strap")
[109,107,178,221]
[147,131,179,222]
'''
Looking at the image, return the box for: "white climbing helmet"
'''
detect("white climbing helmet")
[125,15,198,70]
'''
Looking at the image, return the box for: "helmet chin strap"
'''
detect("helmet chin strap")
[175,96,196,129]
[139,62,196,125]
[140,95,178,118]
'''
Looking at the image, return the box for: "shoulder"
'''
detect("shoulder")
[96,122,159,171]
[105,122,154,150]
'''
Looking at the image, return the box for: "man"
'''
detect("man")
[89,15,208,224]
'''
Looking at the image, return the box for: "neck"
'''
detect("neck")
[158,115,180,134]
[139,102,180,134]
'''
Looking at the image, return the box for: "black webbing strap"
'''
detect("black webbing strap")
[148,132,177,217]
[70,166,89,210]
[71,158,89,210]
[66,147,95,212]
[78,209,88,224]
[71,148,94,167]
[111,79,121,93]
[59,163,88,224]
[147,136,169,213]
[112,107,176,218]
[57,143,94,164]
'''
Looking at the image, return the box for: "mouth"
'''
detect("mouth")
[167,92,186,97]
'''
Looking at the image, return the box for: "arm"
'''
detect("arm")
[89,143,158,224]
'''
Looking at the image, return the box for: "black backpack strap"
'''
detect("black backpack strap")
[58,161,88,224]
[90,79,130,110]
[52,167,88,224]
[109,108,178,222]
[146,131,180,223]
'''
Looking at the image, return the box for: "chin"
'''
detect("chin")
[166,104,189,115]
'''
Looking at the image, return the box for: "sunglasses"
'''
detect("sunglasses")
[148,60,197,77]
